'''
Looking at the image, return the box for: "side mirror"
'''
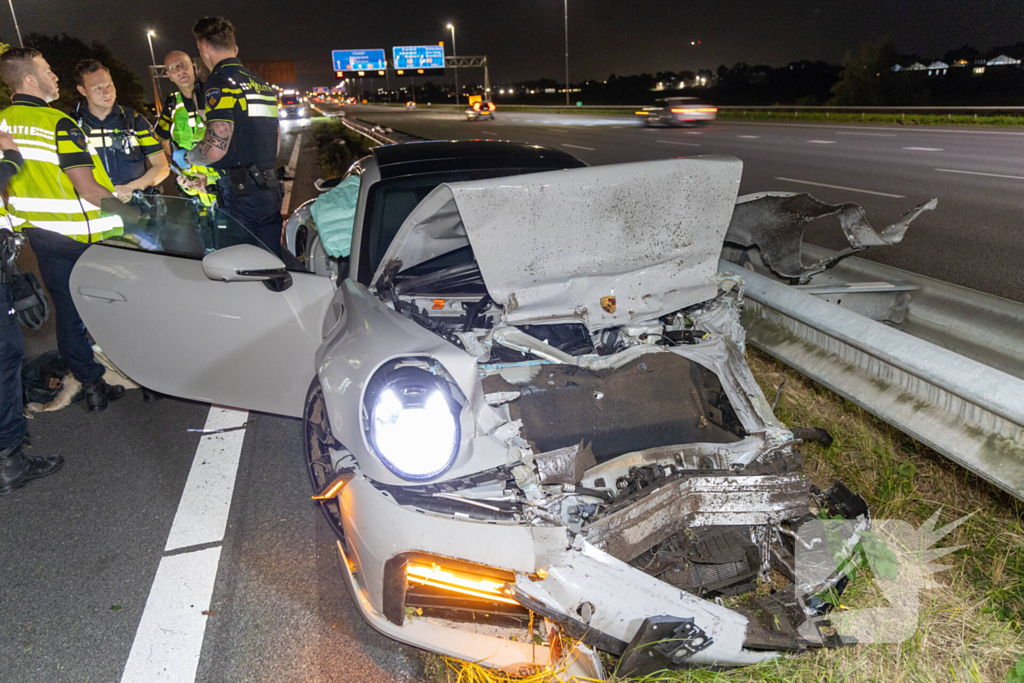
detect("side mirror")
[202,244,293,292]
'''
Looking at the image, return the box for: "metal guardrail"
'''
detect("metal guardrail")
[721,259,1024,501]
[488,103,1024,115]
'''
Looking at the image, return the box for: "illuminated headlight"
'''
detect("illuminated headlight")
[365,361,461,480]
[299,108,306,116]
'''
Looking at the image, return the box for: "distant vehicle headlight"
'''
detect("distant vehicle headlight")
[365,361,461,480]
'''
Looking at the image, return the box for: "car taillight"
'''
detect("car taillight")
[672,107,718,114]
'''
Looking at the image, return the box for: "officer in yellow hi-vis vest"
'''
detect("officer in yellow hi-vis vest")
[187,17,283,254]
[0,48,127,412]
[155,50,219,207]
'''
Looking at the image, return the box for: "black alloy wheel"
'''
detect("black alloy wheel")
[303,378,346,539]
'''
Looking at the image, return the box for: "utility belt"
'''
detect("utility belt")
[217,165,282,197]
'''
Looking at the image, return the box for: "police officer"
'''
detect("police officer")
[0,48,126,413]
[72,59,169,201]
[0,128,64,494]
[155,50,218,208]
[188,17,282,254]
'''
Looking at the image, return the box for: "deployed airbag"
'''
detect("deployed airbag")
[311,174,360,258]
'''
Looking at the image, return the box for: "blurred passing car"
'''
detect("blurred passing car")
[279,93,307,119]
[466,100,495,121]
[405,101,417,110]
[636,96,717,127]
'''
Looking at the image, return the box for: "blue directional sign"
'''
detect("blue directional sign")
[392,45,446,70]
[331,49,387,73]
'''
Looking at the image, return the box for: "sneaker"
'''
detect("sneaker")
[0,446,65,495]
[84,380,126,413]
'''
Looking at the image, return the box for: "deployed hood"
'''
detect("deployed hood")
[372,156,743,329]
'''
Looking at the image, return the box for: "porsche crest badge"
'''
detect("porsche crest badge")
[600,296,616,314]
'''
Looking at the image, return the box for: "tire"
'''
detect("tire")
[303,377,346,539]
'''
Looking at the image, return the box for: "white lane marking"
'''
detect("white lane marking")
[775,177,906,198]
[122,405,249,683]
[737,135,761,139]
[280,132,304,215]
[547,128,567,133]
[903,146,944,151]
[165,408,250,551]
[561,143,596,151]
[935,168,1024,181]
[657,140,701,147]
[480,130,500,136]
[835,131,897,137]
[119,547,222,683]
[806,139,837,144]
[684,131,703,135]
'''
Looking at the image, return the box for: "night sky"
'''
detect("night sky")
[5,0,1023,89]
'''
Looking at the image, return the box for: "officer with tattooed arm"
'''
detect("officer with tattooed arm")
[188,17,282,253]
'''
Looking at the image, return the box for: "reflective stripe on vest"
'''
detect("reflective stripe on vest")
[0,104,122,243]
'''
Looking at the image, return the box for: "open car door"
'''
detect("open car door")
[69,196,336,418]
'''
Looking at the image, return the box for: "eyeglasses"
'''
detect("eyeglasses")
[166,63,192,74]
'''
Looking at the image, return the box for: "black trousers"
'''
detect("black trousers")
[0,283,25,451]
[216,184,284,256]
[23,229,105,385]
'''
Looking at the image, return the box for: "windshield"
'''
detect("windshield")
[96,194,301,268]
[361,167,570,282]
[281,95,299,105]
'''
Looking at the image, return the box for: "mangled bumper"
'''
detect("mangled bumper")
[332,468,848,678]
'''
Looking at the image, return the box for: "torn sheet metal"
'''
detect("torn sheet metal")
[534,442,597,485]
[372,156,744,329]
[584,473,808,562]
[725,192,936,283]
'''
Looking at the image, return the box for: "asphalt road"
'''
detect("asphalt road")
[1,120,423,683]
[338,104,1024,303]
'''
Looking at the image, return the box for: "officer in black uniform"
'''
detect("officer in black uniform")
[188,17,282,254]
[0,129,64,494]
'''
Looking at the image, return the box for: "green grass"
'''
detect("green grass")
[422,349,1024,683]
[309,118,375,178]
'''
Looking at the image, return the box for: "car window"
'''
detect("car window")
[96,195,296,266]
[281,95,299,105]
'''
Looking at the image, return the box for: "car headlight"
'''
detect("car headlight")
[365,361,461,480]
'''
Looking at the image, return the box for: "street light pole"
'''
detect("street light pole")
[447,23,459,106]
[7,0,22,47]
[146,31,163,106]
[564,0,570,106]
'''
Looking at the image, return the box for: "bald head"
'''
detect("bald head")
[163,51,196,92]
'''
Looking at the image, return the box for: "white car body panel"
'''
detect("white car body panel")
[373,156,743,330]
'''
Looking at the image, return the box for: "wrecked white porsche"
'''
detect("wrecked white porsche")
[304,155,870,678]
[70,146,875,679]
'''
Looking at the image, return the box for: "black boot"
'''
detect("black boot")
[84,379,126,413]
[0,446,64,495]
[141,387,160,402]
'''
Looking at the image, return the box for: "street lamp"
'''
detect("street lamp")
[563,0,569,106]
[446,23,459,105]
[146,30,163,106]
[7,0,22,47]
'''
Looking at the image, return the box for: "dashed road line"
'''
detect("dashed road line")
[480,130,499,136]
[835,131,897,137]
[903,146,944,151]
[561,143,596,151]
[279,132,303,216]
[806,139,837,144]
[121,407,250,683]
[935,168,1024,181]
[657,140,701,147]
[775,177,906,198]
[737,135,761,139]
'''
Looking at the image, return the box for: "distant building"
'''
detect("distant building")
[927,61,949,76]
[987,54,1022,67]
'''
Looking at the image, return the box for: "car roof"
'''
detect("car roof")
[370,140,586,179]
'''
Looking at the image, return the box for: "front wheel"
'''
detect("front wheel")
[303,378,347,539]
